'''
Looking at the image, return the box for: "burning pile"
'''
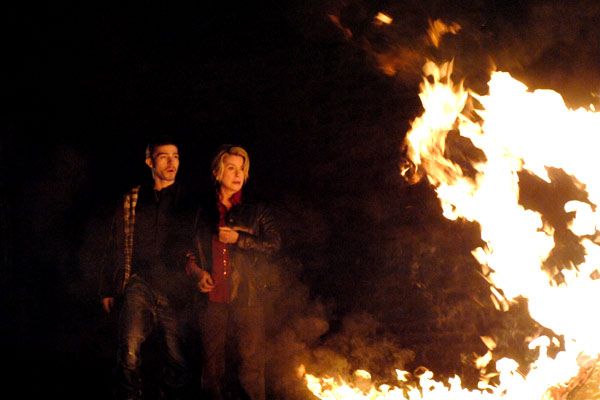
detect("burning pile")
[300,19,600,400]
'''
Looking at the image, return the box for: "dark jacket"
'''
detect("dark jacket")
[100,181,196,308]
[192,196,281,306]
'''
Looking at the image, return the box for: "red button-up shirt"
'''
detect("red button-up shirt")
[209,191,242,303]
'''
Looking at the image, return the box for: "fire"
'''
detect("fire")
[301,59,600,399]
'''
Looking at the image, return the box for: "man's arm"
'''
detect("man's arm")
[99,205,121,313]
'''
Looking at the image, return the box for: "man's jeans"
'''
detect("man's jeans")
[115,277,187,399]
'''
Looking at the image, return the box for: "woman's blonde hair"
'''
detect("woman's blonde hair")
[211,145,250,183]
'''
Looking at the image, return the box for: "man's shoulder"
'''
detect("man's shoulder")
[126,184,142,196]
[118,183,145,197]
[118,184,144,206]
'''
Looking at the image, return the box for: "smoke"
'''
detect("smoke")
[259,197,331,398]
[264,263,331,398]
[263,196,419,397]
[310,312,415,378]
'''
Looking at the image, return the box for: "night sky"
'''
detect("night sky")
[3,1,600,398]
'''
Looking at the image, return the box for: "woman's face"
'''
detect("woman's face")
[219,154,245,194]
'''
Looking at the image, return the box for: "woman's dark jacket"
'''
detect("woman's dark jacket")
[192,195,281,307]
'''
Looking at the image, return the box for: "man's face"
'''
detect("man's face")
[219,154,245,193]
[147,144,179,184]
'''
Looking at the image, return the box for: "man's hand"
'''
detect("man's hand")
[102,297,114,314]
[197,269,215,293]
[218,226,239,244]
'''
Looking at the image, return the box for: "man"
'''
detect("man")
[100,135,194,399]
[186,145,281,400]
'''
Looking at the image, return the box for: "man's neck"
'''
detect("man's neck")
[154,179,175,191]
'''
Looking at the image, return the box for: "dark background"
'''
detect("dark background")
[3,1,599,398]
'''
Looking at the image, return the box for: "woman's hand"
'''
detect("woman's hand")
[218,226,239,244]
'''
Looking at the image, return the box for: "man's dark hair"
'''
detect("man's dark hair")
[145,134,179,159]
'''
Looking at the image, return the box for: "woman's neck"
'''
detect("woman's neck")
[218,188,236,209]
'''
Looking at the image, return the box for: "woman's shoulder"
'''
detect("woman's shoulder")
[232,200,278,222]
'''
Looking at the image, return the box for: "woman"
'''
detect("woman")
[186,145,281,400]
